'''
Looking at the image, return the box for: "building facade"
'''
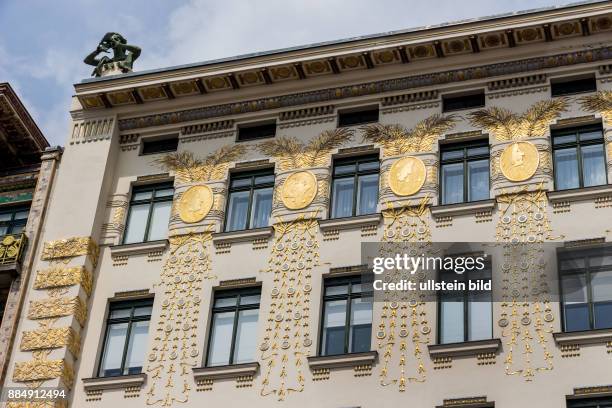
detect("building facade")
[4,2,612,407]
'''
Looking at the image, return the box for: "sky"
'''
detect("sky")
[0,0,576,146]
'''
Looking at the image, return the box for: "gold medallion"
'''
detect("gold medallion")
[177,185,213,223]
[389,156,427,196]
[499,141,539,182]
[281,171,318,210]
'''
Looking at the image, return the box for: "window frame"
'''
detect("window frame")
[337,106,380,128]
[205,286,262,367]
[318,275,372,356]
[551,74,597,97]
[140,134,179,156]
[236,121,277,142]
[439,140,490,205]
[224,168,275,232]
[123,182,174,244]
[552,125,608,191]
[98,298,153,378]
[0,205,29,235]
[330,154,380,219]
[441,90,485,113]
[567,396,612,408]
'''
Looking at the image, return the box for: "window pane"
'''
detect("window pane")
[226,191,249,231]
[132,191,153,201]
[441,149,464,160]
[564,303,590,332]
[441,163,464,204]
[322,299,347,355]
[10,224,25,235]
[0,213,11,222]
[0,226,8,235]
[331,178,355,218]
[214,296,237,308]
[99,322,128,377]
[233,309,259,364]
[554,148,579,190]
[124,321,149,375]
[239,294,261,306]
[553,134,576,145]
[581,144,606,187]
[231,178,251,188]
[154,188,174,198]
[123,204,150,244]
[250,187,273,229]
[579,130,603,141]
[440,297,464,344]
[134,306,153,317]
[467,146,488,157]
[468,292,492,341]
[148,201,172,241]
[208,311,235,366]
[358,161,379,172]
[562,273,587,303]
[334,164,356,175]
[109,308,132,319]
[350,298,372,353]
[14,211,29,220]
[325,284,348,296]
[467,159,489,201]
[594,301,612,330]
[592,269,612,302]
[356,174,378,216]
[254,174,274,185]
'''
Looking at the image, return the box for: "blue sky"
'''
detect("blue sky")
[0,0,573,146]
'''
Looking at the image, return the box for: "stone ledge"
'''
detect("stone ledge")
[553,328,612,345]
[430,199,496,218]
[82,373,146,391]
[547,184,612,204]
[192,362,259,381]
[109,239,168,257]
[212,227,273,245]
[428,338,501,358]
[318,213,381,232]
[307,351,378,370]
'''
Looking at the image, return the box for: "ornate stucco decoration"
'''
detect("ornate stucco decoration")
[280,171,318,210]
[41,237,99,264]
[176,185,214,223]
[579,91,612,176]
[388,156,427,196]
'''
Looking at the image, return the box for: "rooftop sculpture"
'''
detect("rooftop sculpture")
[84,32,141,77]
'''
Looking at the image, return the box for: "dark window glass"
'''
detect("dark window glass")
[567,397,612,407]
[0,205,29,236]
[237,122,276,142]
[338,107,379,127]
[440,141,489,205]
[439,259,492,344]
[99,299,153,377]
[225,169,274,232]
[553,126,607,190]
[551,76,597,97]
[320,275,372,356]
[207,287,260,366]
[141,135,179,155]
[123,183,174,244]
[442,91,485,112]
[331,155,379,218]
[560,247,612,332]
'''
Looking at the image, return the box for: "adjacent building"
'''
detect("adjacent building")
[4,2,612,407]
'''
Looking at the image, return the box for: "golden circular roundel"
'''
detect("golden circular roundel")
[281,171,318,210]
[177,185,213,224]
[389,156,427,196]
[499,141,540,182]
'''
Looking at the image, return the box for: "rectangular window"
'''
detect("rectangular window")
[141,135,179,155]
[237,122,276,142]
[567,397,612,407]
[320,275,372,356]
[330,155,379,218]
[0,205,29,236]
[123,183,174,244]
[439,258,492,344]
[338,107,379,127]
[551,75,597,97]
[559,247,612,332]
[225,169,274,232]
[98,298,153,377]
[440,141,490,205]
[553,125,607,190]
[206,287,261,366]
[442,91,485,112]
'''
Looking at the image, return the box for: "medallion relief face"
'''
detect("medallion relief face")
[389,156,427,196]
[281,171,318,210]
[499,141,539,182]
[177,185,214,223]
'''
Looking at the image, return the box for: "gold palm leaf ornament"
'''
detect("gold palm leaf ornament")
[579,90,612,124]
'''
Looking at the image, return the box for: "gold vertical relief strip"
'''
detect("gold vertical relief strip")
[496,185,559,380]
[259,215,319,401]
[145,231,215,406]
[377,197,432,391]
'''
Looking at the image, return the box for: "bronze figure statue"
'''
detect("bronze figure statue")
[84,32,141,77]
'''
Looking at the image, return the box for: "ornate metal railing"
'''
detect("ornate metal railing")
[0,233,27,267]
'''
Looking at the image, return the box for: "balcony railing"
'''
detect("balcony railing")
[0,233,27,274]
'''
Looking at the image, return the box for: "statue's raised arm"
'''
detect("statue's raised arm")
[83,32,141,77]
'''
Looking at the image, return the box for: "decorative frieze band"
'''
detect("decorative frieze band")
[13,359,73,385]
[20,327,81,357]
[27,296,87,326]
[488,74,547,90]
[41,237,99,264]
[381,90,438,106]
[33,266,93,296]
[279,105,334,121]
[70,117,115,145]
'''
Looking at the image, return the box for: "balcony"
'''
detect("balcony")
[0,233,27,276]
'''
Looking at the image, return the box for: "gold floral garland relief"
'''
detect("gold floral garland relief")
[377,197,431,391]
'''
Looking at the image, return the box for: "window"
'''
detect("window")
[559,247,612,332]
[439,258,492,344]
[442,91,485,112]
[440,141,490,205]
[320,275,372,356]
[0,206,29,236]
[338,106,379,127]
[141,135,178,155]
[567,397,612,407]
[98,298,153,377]
[237,122,276,142]
[225,169,274,232]
[551,75,597,97]
[206,287,260,366]
[123,183,173,244]
[330,155,379,218]
[553,125,607,190]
